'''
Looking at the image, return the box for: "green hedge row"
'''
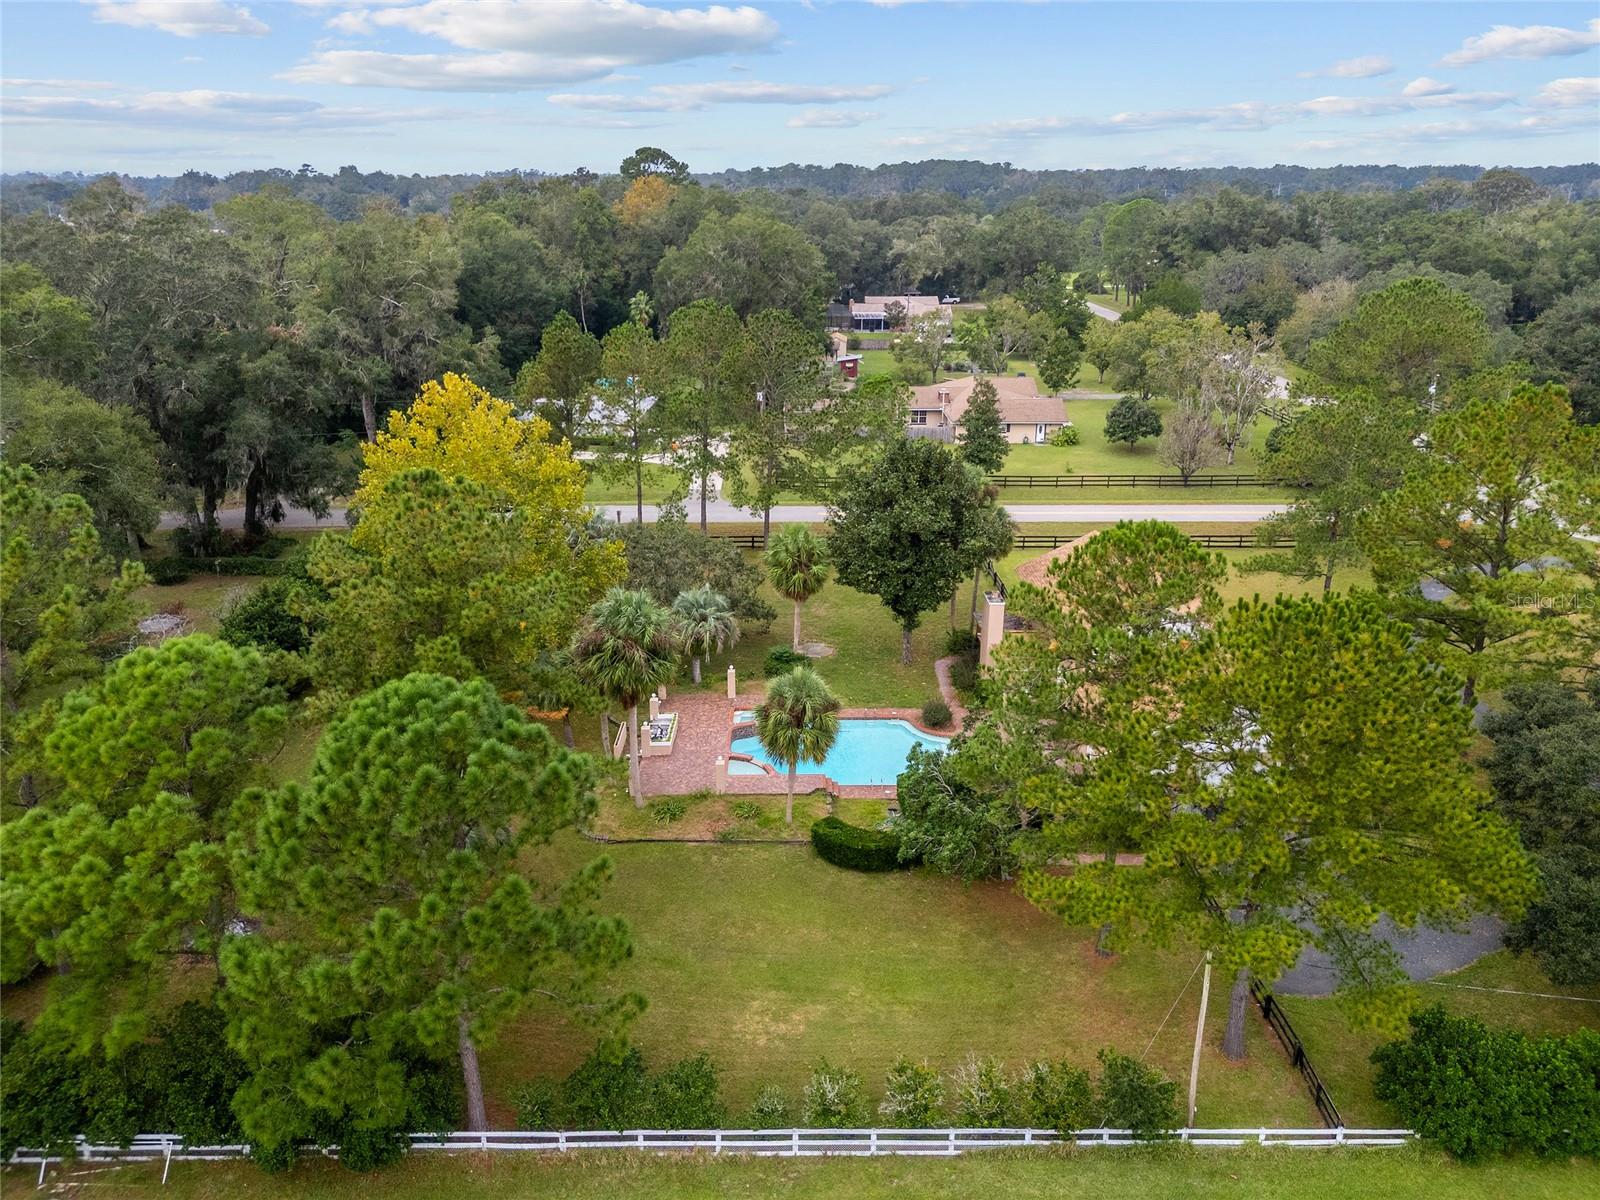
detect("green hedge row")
[810,816,909,872]
[150,556,297,585]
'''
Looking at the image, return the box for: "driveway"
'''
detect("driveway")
[1272,915,1505,996]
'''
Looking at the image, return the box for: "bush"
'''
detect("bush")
[748,1084,790,1129]
[950,1054,1013,1127]
[219,576,311,654]
[649,1054,726,1128]
[513,1077,562,1130]
[1018,1060,1094,1134]
[879,1057,945,1127]
[920,698,953,729]
[1095,1049,1178,1137]
[1103,397,1163,446]
[1372,1007,1600,1160]
[561,1044,651,1129]
[895,746,1018,881]
[762,646,809,677]
[801,1060,868,1127]
[1049,425,1080,447]
[846,335,862,351]
[943,628,979,657]
[650,797,687,825]
[731,800,761,821]
[810,816,907,872]
[948,657,979,694]
[145,557,192,586]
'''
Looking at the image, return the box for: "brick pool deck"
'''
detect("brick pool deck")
[638,658,969,802]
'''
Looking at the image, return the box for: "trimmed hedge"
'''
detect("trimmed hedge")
[155,555,295,581]
[810,816,908,872]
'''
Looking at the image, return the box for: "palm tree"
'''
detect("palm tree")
[765,524,830,652]
[755,666,841,825]
[571,587,677,806]
[671,585,739,685]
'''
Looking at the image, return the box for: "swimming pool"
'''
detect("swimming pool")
[730,717,949,786]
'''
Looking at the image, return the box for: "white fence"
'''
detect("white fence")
[9,1126,1417,1184]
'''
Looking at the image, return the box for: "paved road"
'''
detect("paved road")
[1086,300,1122,323]
[167,499,1288,531]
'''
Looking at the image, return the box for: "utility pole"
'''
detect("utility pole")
[1187,951,1213,1126]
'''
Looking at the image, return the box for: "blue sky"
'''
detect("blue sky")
[2,1,1597,175]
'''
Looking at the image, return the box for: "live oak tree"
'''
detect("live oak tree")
[225,673,638,1139]
[1359,384,1600,705]
[829,439,987,665]
[1018,595,1535,1058]
[1,635,285,1052]
[956,378,1009,474]
[1102,396,1163,446]
[0,466,143,807]
[1246,393,1417,594]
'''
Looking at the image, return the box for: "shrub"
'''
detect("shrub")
[802,1060,868,1127]
[879,1057,945,1127]
[337,1127,409,1173]
[513,1077,562,1130]
[145,557,192,586]
[1018,1060,1094,1134]
[895,746,1017,881]
[219,577,311,654]
[561,1043,651,1129]
[948,657,979,694]
[950,1054,1013,1127]
[650,797,687,825]
[810,816,907,872]
[846,335,862,351]
[1095,1049,1178,1137]
[1103,397,1163,446]
[731,800,762,821]
[943,628,980,657]
[920,698,953,729]
[762,646,809,677]
[1048,425,1080,447]
[748,1084,790,1129]
[649,1054,726,1128]
[1372,1007,1600,1160]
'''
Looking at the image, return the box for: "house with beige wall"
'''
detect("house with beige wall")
[906,374,1068,444]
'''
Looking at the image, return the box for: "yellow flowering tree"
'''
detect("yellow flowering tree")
[355,372,622,596]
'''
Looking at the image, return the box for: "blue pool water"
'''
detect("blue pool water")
[730,718,949,786]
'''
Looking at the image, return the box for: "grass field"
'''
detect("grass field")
[20,1140,1599,1198]
[485,835,1318,1128]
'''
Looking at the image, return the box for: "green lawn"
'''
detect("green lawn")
[582,463,682,508]
[486,834,1318,1128]
[21,1144,1599,1199]
[134,574,264,636]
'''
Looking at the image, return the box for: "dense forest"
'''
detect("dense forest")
[2,149,1597,545]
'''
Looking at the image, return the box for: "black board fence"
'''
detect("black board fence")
[1250,979,1344,1130]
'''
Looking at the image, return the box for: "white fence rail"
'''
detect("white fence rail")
[9,1126,1417,1183]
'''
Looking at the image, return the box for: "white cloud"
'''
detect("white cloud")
[786,108,881,128]
[1,77,123,90]
[284,0,782,91]
[1440,18,1600,67]
[1298,55,1393,79]
[1,87,451,131]
[281,50,625,91]
[550,81,894,112]
[1401,77,1453,97]
[89,1,268,37]
[1529,76,1600,108]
